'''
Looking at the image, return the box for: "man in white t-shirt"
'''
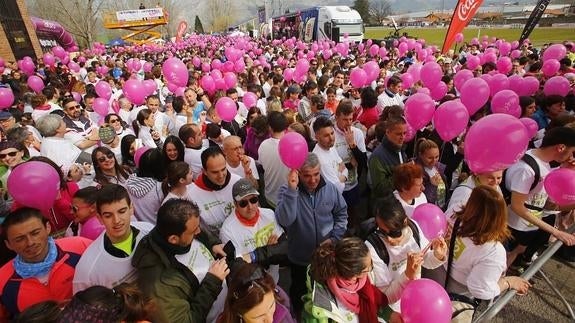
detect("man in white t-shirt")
[223,135,259,189]
[257,111,290,208]
[312,116,348,193]
[73,184,153,294]
[188,147,241,238]
[506,127,575,269]
[219,179,287,283]
[179,123,207,180]
[377,75,404,113]
[132,198,229,323]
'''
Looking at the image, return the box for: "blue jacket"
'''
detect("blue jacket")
[531,108,549,130]
[275,177,348,265]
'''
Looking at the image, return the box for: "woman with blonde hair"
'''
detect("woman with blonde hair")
[444,185,530,303]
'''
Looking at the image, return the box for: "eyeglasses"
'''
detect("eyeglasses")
[377,227,403,239]
[0,151,18,159]
[109,118,120,123]
[66,105,81,110]
[97,152,115,163]
[233,267,265,300]
[237,196,259,208]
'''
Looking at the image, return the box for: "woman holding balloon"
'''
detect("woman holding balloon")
[366,196,447,319]
[443,185,531,301]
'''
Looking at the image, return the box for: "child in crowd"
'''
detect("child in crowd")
[65,186,105,240]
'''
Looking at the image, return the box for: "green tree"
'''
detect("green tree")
[194,15,205,33]
[353,0,371,24]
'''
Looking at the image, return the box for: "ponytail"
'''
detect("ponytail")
[416,137,438,156]
[311,237,370,282]
[310,243,338,282]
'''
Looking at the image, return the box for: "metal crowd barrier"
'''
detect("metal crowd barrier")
[474,224,575,322]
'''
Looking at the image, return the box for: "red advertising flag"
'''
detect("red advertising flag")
[176,21,188,43]
[441,0,484,53]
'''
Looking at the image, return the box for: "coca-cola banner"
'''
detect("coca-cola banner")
[519,0,551,44]
[441,0,484,53]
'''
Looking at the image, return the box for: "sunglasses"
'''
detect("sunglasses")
[377,227,403,239]
[109,118,120,123]
[97,152,115,163]
[66,104,81,110]
[237,196,259,208]
[0,151,19,159]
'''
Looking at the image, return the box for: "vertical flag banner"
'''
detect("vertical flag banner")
[176,21,188,43]
[442,0,484,53]
[519,0,551,44]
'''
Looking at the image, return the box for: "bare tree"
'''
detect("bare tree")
[28,0,105,48]
[369,0,392,26]
[205,0,236,32]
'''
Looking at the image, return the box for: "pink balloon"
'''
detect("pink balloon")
[80,216,105,240]
[93,98,110,116]
[401,73,414,89]
[43,53,55,66]
[453,69,474,92]
[460,78,490,115]
[279,132,308,169]
[52,46,66,59]
[412,203,447,239]
[430,81,448,101]
[405,124,416,142]
[142,80,157,95]
[379,47,387,58]
[349,68,367,88]
[0,88,15,109]
[542,44,567,62]
[520,118,538,139]
[201,62,211,72]
[420,62,443,88]
[511,49,522,59]
[404,93,435,130]
[215,97,237,122]
[398,42,408,56]
[520,76,540,96]
[496,56,512,74]
[489,74,509,97]
[433,100,469,141]
[27,75,45,93]
[143,62,153,73]
[211,69,223,80]
[508,74,524,94]
[407,63,422,82]
[417,87,431,95]
[455,32,464,43]
[192,56,201,68]
[363,61,380,83]
[295,59,310,76]
[215,78,226,91]
[543,76,570,97]
[134,146,151,168]
[544,168,575,206]
[242,92,258,108]
[466,55,480,70]
[200,75,216,94]
[7,161,60,210]
[223,72,237,89]
[369,44,379,57]
[401,279,452,323]
[541,59,560,77]
[491,90,521,117]
[465,114,529,173]
[162,57,189,87]
[234,59,246,73]
[71,92,82,103]
[95,81,112,100]
[123,79,146,105]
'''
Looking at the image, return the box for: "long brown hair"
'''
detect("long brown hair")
[310,237,369,282]
[219,264,279,323]
[454,185,511,245]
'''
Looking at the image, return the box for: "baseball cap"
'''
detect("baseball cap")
[232,178,259,201]
[0,111,13,120]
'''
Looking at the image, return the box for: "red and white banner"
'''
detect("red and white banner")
[175,21,188,43]
[441,0,484,53]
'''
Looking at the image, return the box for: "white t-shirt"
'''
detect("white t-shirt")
[72,222,154,294]
[333,125,366,191]
[161,185,196,205]
[184,146,207,181]
[505,150,551,232]
[446,237,506,300]
[188,174,241,238]
[219,208,283,282]
[226,157,260,180]
[40,136,81,167]
[367,224,443,312]
[257,137,289,207]
[175,239,227,323]
[393,190,428,218]
[312,145,347,193]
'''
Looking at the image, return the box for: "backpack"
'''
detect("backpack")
[500,154,540,205]
[363,218,421,265]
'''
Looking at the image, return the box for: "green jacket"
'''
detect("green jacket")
[132,231,223,323]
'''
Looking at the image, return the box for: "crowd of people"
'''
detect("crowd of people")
[0,31,574,323]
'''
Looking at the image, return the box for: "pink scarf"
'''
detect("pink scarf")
[326,275,367,313]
